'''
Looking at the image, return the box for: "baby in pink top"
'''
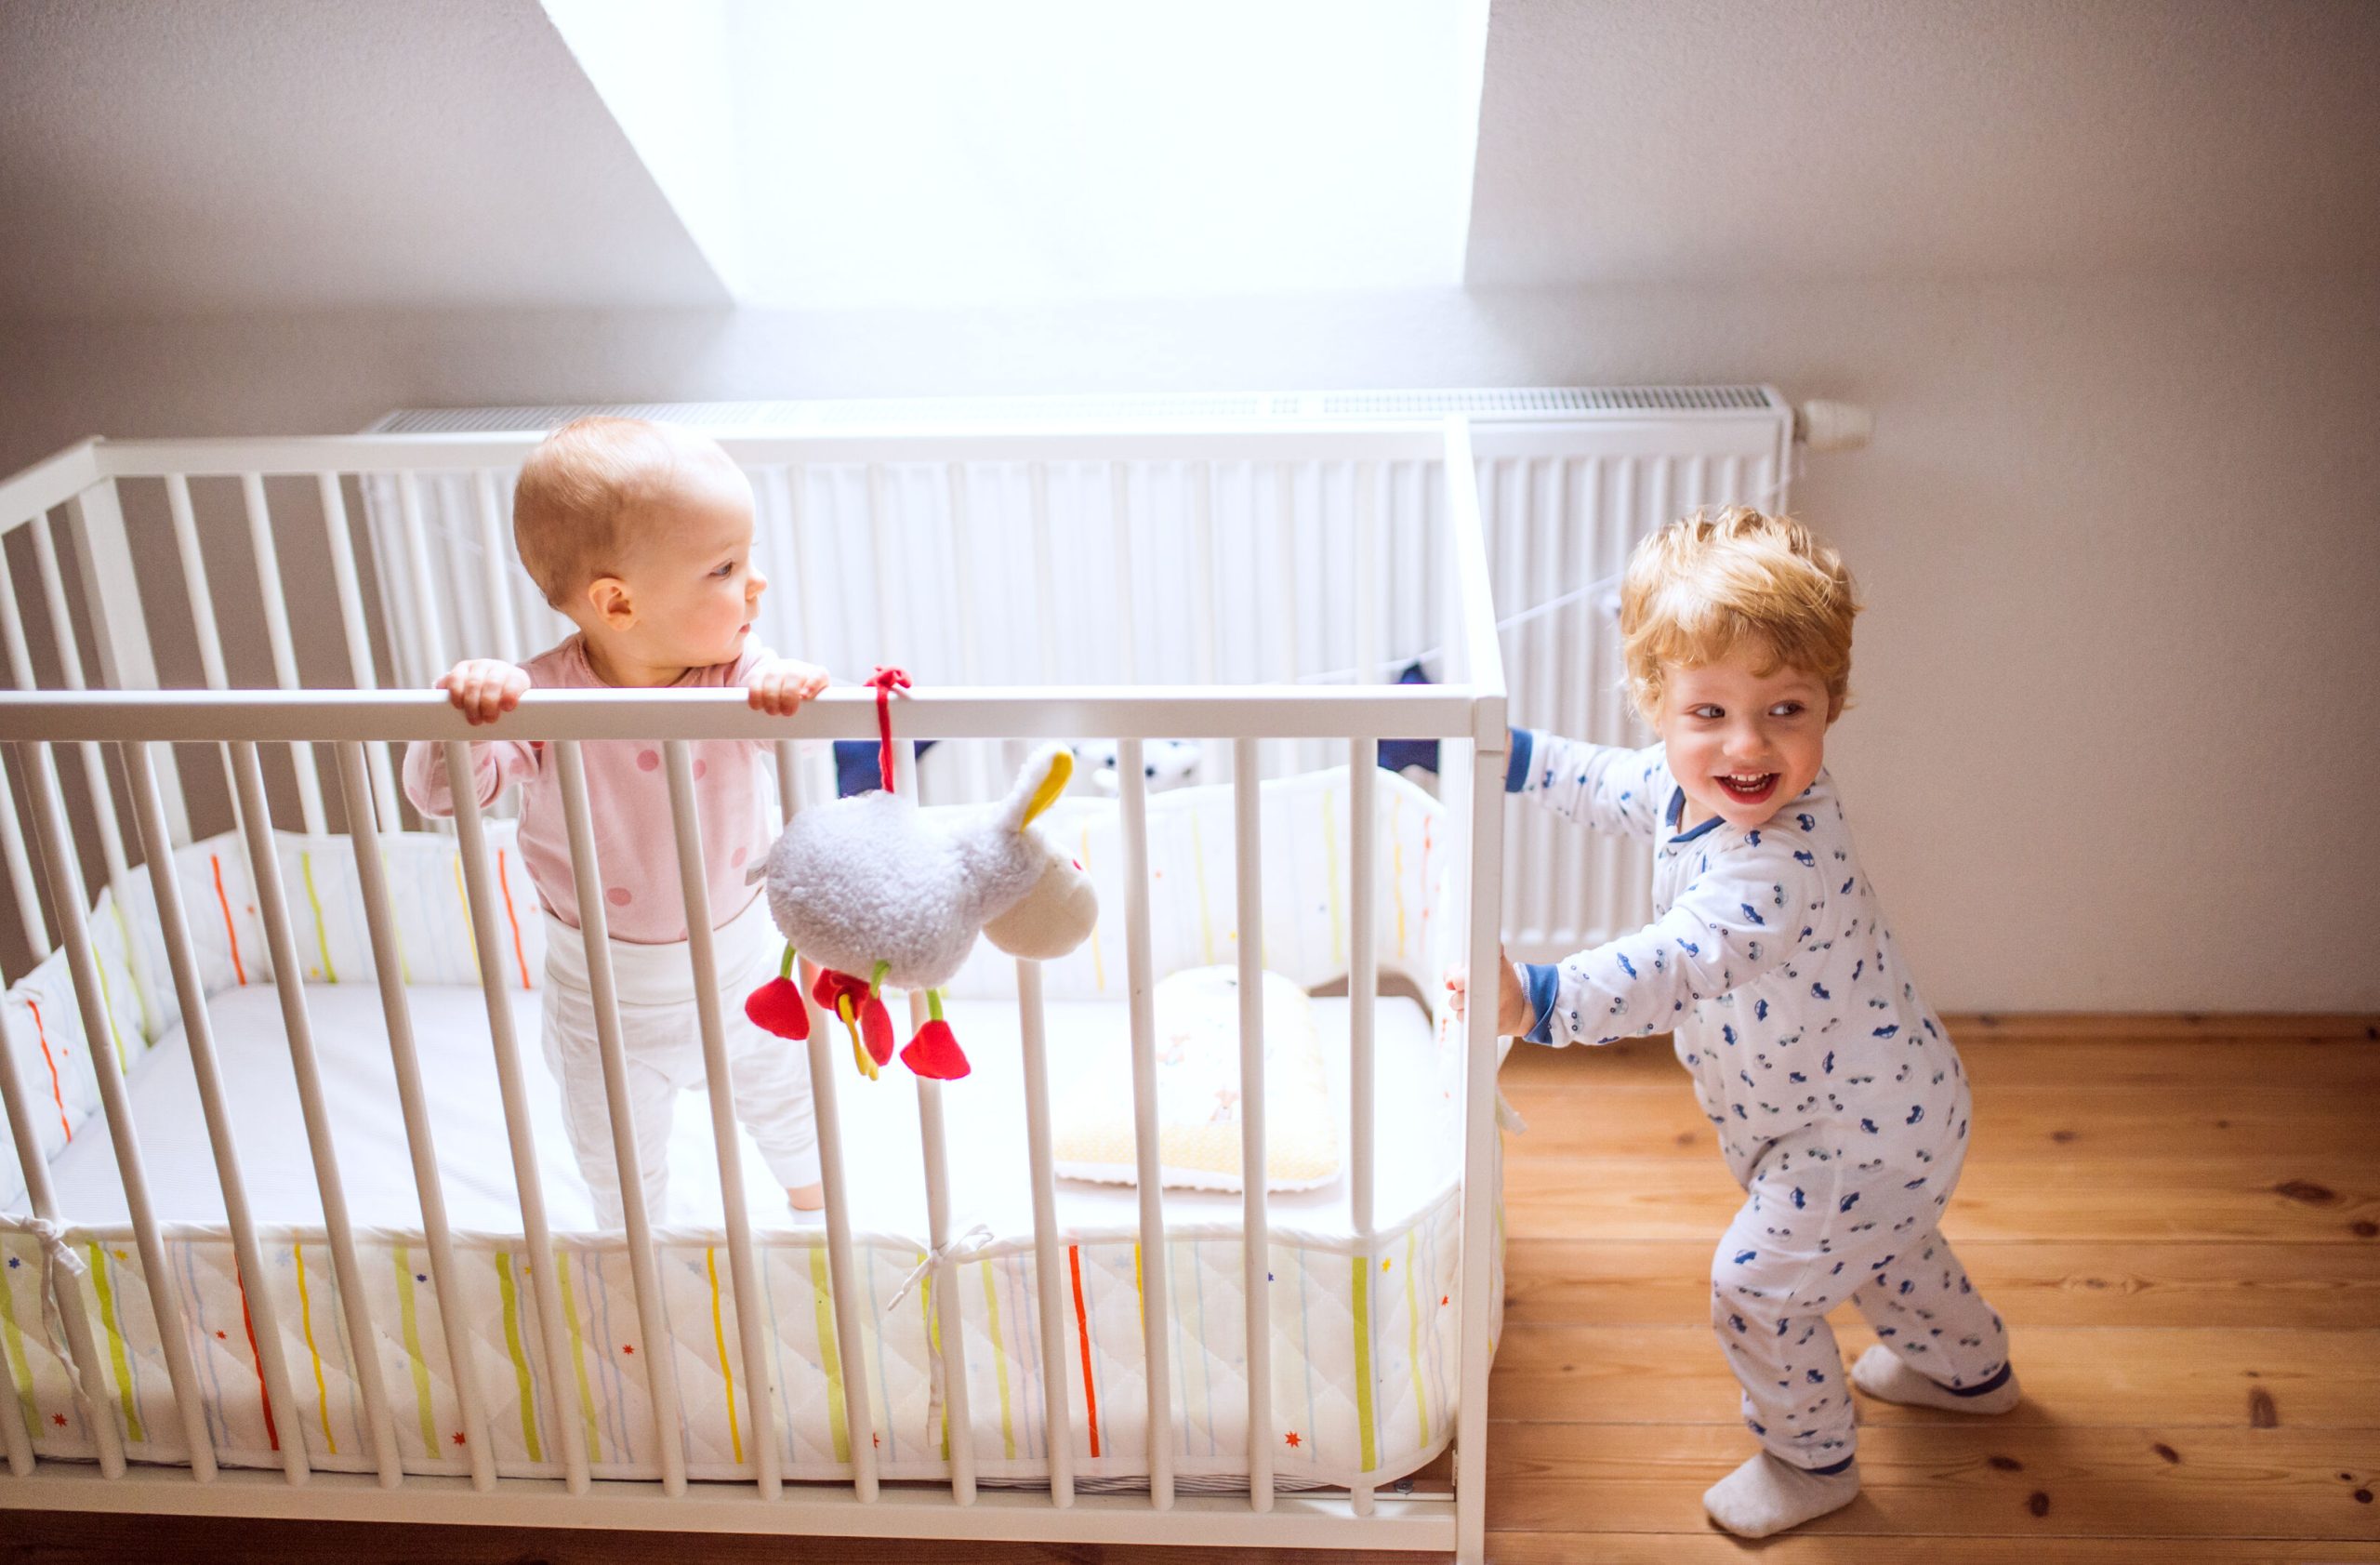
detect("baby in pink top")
[405,418,827,1226]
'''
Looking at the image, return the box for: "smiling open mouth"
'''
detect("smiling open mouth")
[1717,772,1779,804]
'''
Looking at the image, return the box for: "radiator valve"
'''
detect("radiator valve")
[1795,400,1873,452]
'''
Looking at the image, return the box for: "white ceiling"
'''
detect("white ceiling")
[0,0,727,316]
[1466,0,2380,285]
[0,0,2373,321]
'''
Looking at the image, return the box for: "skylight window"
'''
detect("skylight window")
[546,0,1488,309]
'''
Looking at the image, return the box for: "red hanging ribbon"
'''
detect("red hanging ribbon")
[865,666,911,790]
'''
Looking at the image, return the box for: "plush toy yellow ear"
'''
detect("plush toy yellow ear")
[1020,749,1072,829]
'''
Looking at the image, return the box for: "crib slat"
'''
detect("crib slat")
[0,844,125,1478]
[797,982,879,1504]
[551,740,689,1496]
[0,742,48,960]
[1355,462,1382,687]
[125,740,310,1486]
[240,474,328,836]
[780,756,879,1504]
[29,513,161,1037]
[1028,463,1059,682]
[892,739,977,1504]
[1115,738,1176,1510]
[0,542,51,958]
[18,740,217,1479]
[165,475,229,691]
[1109,464,1136,685]
[911,1073,976,1502]
[396,472,450,684]
[1190,462,1222,789]
[320,474,400,829]
[163,473,257,850]
[866,464,901,679]
[943,463,994,803]
[660,738,783,1500]
[795,976,880,1505]
[472,470,522,666]
[1347,736,1379,1517]
[1233,738,1275,1510]
[0,744,115,1479]
[334,744,496,1489]
[1274,463,1301,774]
[783,467,828,704]
[443,740,589,1493]
[64,480,191,848]
[230,740,405,1485]
[774,738,800,829]
[1012,957,1075,1507]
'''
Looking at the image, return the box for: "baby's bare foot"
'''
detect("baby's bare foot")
[787,1182,825,1212]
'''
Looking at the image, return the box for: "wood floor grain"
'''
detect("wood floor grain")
[8,1015,2376,1562]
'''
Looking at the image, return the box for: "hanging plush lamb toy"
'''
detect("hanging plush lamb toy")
[744,669,1098,1081]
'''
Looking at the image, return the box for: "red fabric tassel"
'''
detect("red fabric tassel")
[859,995,898,1068]
[900,1018,970,1080]
[744,976,810,1040]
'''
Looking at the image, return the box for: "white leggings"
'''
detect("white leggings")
[540,896,821,1230]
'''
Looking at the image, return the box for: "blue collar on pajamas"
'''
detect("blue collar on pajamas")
[1664,786,1725,844]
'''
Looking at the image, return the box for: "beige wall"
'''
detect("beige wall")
[2,268,2374,1011]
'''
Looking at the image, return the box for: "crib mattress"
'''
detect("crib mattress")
[41,982,1454,1237]
[5,981,1493,1491]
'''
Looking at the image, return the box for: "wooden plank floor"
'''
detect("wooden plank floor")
[10,1016,2378,1563]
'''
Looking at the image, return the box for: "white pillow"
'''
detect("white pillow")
[1054,965,1341,1192]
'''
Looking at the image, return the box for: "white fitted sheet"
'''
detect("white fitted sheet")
[43,980,1457,1244]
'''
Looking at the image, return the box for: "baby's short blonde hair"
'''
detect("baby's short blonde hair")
[1620,506,1861,722]
[512,417,741,606]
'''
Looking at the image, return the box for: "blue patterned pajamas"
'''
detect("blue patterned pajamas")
[1506,729,2011,1466]
[1712,1130,2007,1463]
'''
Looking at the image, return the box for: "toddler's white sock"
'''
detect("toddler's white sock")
[1851,1344,2021,1413]
[1701,1452,1859,1537]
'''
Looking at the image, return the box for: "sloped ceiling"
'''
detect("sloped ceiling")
[0,0,727,316]
[0,0,2373,324]
[1466,0,2380,285]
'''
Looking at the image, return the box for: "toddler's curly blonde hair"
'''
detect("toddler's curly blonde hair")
[1620,507,1861,723]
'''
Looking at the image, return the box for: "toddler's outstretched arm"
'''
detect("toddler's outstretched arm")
[1507,727,1667,840]
[1517,839,1827,1047]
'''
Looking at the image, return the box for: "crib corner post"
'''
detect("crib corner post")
[61,478,158,691]
[1452,721,1507,1565]
[66,479,192,849]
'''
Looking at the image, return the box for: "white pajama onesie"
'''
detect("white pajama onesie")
[404,634,822,1230]
[541,894,822,1230]
[1508,729,2010,1469]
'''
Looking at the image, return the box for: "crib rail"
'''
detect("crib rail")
[0,419,1508,1558]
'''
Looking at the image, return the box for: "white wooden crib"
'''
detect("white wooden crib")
[0,418,1509,1558]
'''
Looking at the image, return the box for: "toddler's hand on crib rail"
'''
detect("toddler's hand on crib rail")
[747,657,831,717]
[1446,946,1532,1038]
[435,658,530,726]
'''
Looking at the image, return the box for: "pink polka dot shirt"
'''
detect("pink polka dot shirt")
[403,635,778,944]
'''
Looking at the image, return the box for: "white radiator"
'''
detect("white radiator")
[364,387,1795,964]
